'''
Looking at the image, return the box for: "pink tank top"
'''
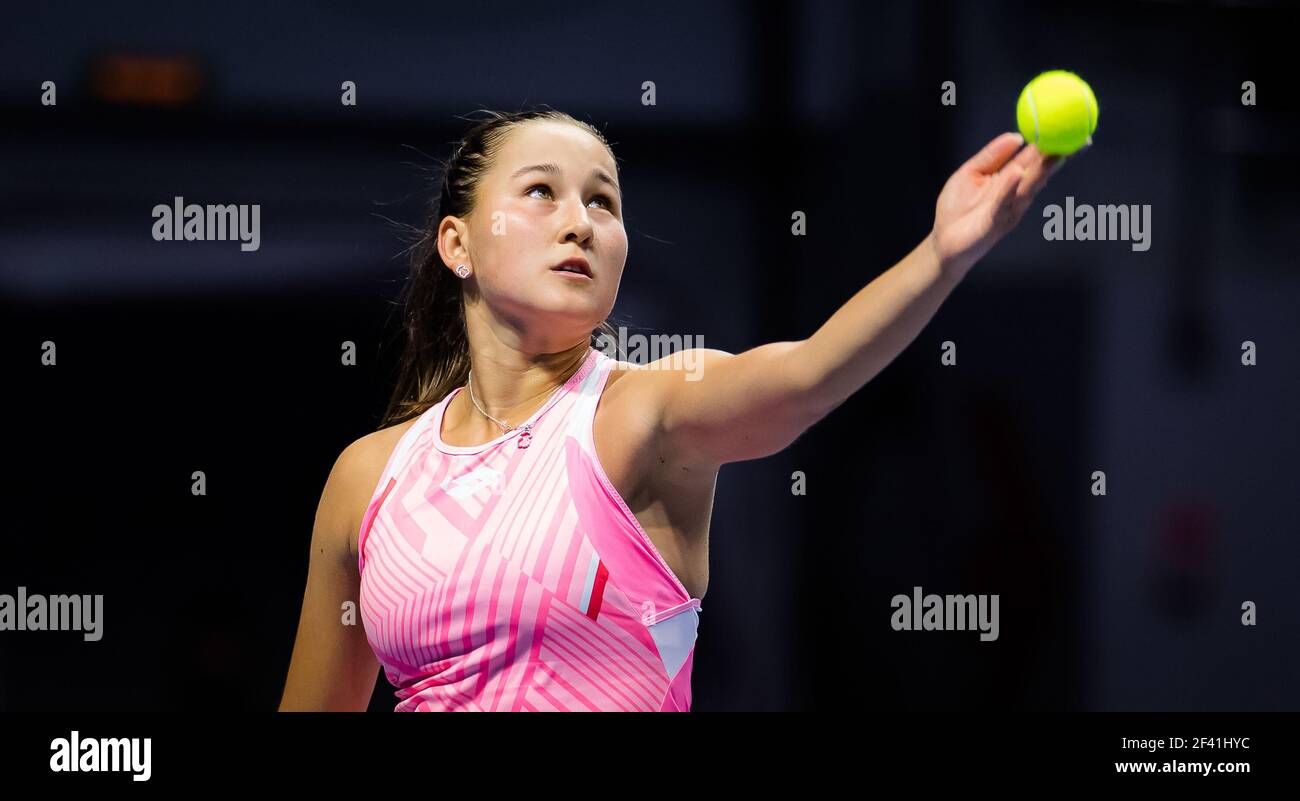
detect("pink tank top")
[357,347,704,711]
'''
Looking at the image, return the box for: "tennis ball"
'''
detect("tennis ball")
[1016,70,1098,155]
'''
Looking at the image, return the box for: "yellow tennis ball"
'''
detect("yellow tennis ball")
[1016,70,1098,155]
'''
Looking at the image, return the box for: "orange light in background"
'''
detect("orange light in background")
[89,52,205,107]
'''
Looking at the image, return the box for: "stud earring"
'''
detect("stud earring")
[455,264,471,278]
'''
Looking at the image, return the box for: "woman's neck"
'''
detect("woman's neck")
[455,341,591,433]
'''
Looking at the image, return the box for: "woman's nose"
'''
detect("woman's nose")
[560,201,594,242]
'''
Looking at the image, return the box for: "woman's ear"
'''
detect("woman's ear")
[436,216,471,274]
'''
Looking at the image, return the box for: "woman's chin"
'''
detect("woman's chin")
[534,292,606,317]
[522,302,605,332]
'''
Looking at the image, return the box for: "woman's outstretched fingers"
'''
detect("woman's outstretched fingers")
[1012,153,1061,220]
[1015,152,1050,200]
[964,132,1025,175]
[1007,141,1041,173]
[992,163,1025,228]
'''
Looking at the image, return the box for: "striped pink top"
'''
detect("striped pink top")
[357,347,704,711]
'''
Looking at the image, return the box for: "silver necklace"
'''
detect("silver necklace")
[465,369,564,449]
[465,369,517,432]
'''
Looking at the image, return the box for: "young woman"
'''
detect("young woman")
[279,108,1063,712]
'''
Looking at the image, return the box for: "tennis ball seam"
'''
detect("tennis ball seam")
[1025,86,1041,146]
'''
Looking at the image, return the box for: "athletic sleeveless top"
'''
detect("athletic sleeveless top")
[357,347,704,711]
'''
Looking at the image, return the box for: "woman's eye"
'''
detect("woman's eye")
[526,184,615,212]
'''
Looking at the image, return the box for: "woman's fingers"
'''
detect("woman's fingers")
[992,162,1025,224]
[1011,152,1066,220]
[1007,141,1042,173]
[963,132,1025,175]
[1015,152,1052,200]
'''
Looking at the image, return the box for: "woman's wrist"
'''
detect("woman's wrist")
[924,229,972,287]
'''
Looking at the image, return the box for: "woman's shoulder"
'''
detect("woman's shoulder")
[334,415,424,560]
[598,347,725,408]
[348,414,422,465]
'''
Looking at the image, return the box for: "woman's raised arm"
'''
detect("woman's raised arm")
[637,133,1065,469]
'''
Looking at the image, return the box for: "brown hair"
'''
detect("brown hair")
[378,107,621,429]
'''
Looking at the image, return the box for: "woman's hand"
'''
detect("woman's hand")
[928,132,1068,280]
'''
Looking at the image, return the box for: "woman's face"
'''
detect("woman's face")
[454,120,628,344]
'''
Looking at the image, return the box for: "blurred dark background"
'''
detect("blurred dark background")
[1,0,1296,712]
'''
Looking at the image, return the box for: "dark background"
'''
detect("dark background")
[1,0,1296,712]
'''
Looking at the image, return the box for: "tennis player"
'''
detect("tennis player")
[279,109,1061,711]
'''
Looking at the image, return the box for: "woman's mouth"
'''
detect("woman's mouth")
[550,257,593,280]
[551,269,593,281]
